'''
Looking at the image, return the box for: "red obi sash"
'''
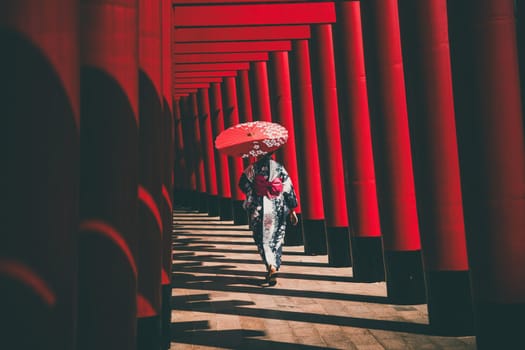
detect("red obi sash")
[254,174,283,199]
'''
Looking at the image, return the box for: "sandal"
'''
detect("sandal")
[267,266,277,286]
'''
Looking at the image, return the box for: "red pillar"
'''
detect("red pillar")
[398,0,473,333]
[268,51,304,246]
[180,96,198,209]
[190,92,208,213]
[173,98,188,205]
[237,69,254,168]
[160,1,173,347]
[249,61,272,122]
[138,0,163,347]
[172,98,180,197]
[197,87,220,216]
[237,70,253,123]
[2,1,79,348]
[78,0,138,349]
[290,39,328,255]
[335,1,385,282]
[310,24,352,266]
[210,83,234,220]
[448,0,525,347]
[222,77,248,224]
[360,0,426,304]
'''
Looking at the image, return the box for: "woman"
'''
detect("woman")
[238,153,298,286]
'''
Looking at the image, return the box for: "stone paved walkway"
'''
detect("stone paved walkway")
[171,210,477,350]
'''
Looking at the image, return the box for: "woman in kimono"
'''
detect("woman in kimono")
[238,153,298,286]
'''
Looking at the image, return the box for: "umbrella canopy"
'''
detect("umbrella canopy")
[214,121,288,158]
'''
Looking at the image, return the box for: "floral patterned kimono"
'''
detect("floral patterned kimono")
[238,155,298,271]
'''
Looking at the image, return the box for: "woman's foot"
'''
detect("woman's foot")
[267,265,277,286]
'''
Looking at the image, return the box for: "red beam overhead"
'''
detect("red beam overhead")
[174,41,291,53]
[173,25,310,42]
[174,52,268,63]
[173,89,197,93]
[175,62,250,71]
[175,71,238,78]
[175,77,223,83]
[174,83,210,89]
[173,2,336,26]
[173,0,315,3]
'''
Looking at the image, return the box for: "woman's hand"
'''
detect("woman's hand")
[289,211,298,226]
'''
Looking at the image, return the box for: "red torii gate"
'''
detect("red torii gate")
[171,0,342,255]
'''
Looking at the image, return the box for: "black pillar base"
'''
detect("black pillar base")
[232,199,248,225]
[174,189,190,209]
[426,270,474,335]
[177,190,188,208]
[326,227,352,267]
[351,236,385,282]
[475,302,525,350]
[207,195,220,217]
[161,285,172,349]
[172,189,182,206]
[219,197,233,221]
[302,219,327,255]
[284,213,303,246]
[198,192,208,213]
[137,315,161,350]
[384,250,426,304]
[187,190,199,210]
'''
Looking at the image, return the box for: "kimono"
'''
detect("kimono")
[238,155,298,270]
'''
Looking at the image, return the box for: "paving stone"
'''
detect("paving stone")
[376,338,410,350]
[350,333,383,346]
[170,210,477,350]
[292,330,328,345]
[354,344,386,350]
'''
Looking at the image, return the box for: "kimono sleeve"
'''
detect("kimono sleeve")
[238,173,252,194]
[281,167,298,209]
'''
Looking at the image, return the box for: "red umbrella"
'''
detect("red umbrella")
[214,121,288,158]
